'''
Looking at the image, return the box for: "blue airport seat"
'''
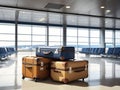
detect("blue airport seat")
[79,48,85,53]
[0,47,8,59]
[94,48,100,55]
[107,48,114,55]
[112,47,120,56]
[80,48,89,54]
[6,47,16,55]
[9,47,16,54]
[90,48,102,55]
[98,48,105,55]
[6,47,12,55]
[90,48,97,54]
[0,47,16,60]
[80,48,92,54]
[80,48,105,56]
[86,48,90,54]
[89,48,93,54]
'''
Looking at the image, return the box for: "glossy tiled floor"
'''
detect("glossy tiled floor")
[0,52,120,90]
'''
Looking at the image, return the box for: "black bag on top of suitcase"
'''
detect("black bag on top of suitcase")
[36,46,75,60]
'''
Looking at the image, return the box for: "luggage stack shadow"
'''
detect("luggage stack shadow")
[31,78,89,87]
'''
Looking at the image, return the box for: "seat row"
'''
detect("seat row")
[79,48,105,55]
[107,47,120,57]
[80,47,120,57]
[0,47,16,59]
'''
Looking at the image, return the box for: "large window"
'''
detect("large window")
[116,19,120,28]
[105,30,114,47]
[67,27,101,49]
[49,26,63,46]
[90,29,100,47]
[78,16,89,26]
[0,23,15,47]
[90,17,101,27]
[18,24,47,50]
[105,18,114,28]
[67,27,77,47]
[78,28,89,47]
[49,13,63,24]
[18,25,32,50]
[66,15,77,25]
[32,25,47,47]
[115,30,120,47]
[1,10,120,51]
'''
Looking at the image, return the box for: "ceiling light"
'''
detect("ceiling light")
[21,11,27,13]
[39,18,46,22]
[101,6,105,9]
[106,10,111,13]
[105,21,108,24]
[66,5,70,9]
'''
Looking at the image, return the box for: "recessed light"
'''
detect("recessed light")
[22,11,26,13]
[101,6,105,9]
[39,18,46,22]
[66,5,70,8]
[106,10,111,13]
[105,21,108,24]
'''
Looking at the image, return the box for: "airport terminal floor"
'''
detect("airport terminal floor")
[0,52,120,90]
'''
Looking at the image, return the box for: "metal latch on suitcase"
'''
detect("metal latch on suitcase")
[40,67,44,71]
[25,65,32,68]
[69,67,72,73]
[40,62,44,71]
[41,62,44,66]
[85,65,88,71]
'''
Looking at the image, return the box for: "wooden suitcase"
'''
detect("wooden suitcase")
[22,56,51,81]
[51,60,88,83]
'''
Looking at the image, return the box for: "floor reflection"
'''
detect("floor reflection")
[86,57,120,87]
[0,56,21,90]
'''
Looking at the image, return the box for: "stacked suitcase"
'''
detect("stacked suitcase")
[51,60,88,83]
[22,46,88,83]
[22,56,52,82]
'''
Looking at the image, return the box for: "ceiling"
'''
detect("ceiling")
[0,0,120,17]
[0,0,120,28]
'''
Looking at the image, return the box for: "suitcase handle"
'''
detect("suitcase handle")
[53,69,61,73]
[73,68,85,72]
[74,69,85,72]
[43,51,52,55]
[25,65,32,68]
